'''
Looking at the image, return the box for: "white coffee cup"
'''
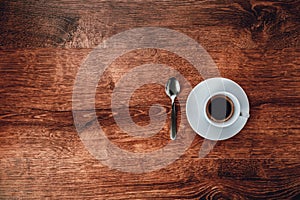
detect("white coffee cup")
[203,91,240,128]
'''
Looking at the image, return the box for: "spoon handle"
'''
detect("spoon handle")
[170,101,177,140]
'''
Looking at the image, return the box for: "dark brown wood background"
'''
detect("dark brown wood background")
[1,0,299,199]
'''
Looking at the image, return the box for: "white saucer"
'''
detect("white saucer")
[186,77,250,140]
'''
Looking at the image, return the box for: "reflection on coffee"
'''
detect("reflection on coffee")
[206,95,234,123]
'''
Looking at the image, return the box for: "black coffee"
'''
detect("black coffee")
[206,95,234,122]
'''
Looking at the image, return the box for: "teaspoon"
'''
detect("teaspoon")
[165,77,180,140]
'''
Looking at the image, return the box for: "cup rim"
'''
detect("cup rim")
[203,91,240,128]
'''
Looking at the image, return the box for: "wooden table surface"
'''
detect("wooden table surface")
[1,0,299,199]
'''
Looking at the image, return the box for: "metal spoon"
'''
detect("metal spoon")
[165,77,180,140]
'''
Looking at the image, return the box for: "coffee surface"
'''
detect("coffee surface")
[207,95,233,122]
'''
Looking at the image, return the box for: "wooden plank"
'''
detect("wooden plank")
[0,0,299,49]
[0,48,299,109]
[0,153,299,199]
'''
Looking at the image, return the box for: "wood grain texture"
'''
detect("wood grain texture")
[1,0,300,199]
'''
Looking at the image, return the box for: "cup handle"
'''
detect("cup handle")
[240,112,250,118]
